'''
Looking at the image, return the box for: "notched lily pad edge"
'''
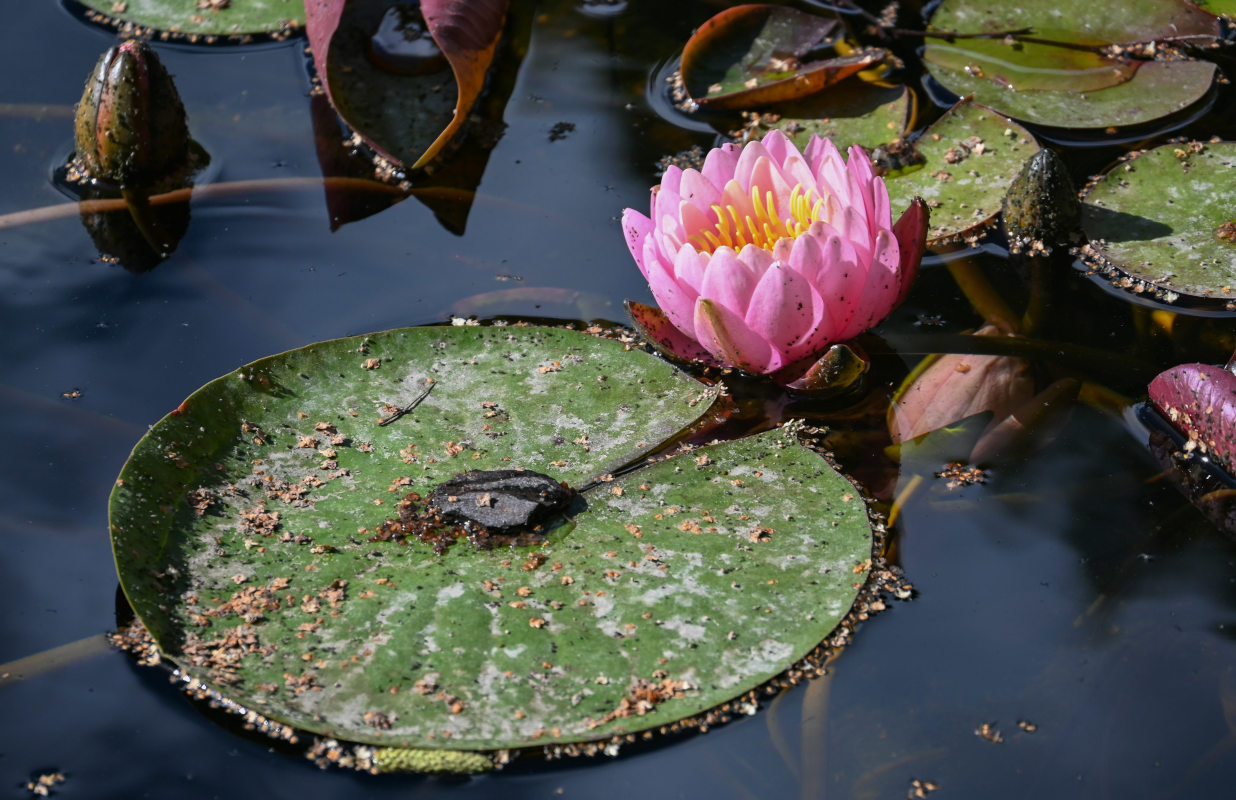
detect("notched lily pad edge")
[1074,138,1236,316]
[109,422,911,775]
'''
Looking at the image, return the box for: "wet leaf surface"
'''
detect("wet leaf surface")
[883,99,1040,245]
[1080,141,1236,302]
[680,4,880,109]
[73,0,304,37]
[924,0,1220,128]
[1150,362,1236,475]
[109,325,875,749]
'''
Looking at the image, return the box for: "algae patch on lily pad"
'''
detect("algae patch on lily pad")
[109,325,877,753]
[1080,141,1236,305]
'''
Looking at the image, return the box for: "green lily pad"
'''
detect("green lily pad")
[1080,141,1236,303]
[923,0,1220,129]
[884,99,1040,245]
[110,325,876,752]
[1193,0,1236,19]
[739,81,912,152]
[73,0,303,38]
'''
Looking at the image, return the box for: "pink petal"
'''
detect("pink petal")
[694,298,779,374]
[743,262,822,364]
[644,242,697,333]
[843,146,878,234]
[892,197,929,304]
[655,214,685,252]
[870,170,893,239]
[620,208,654,276]
[679,200,716,248]
[781,152,818,194]
[673,241,708,291]
[838,229,901,340]
[678,168,722,212]
[701,142,742,189]
[747,156,794,221]
[699,246,761,317]
[759,128,798,166]
[733,141,774,190]
[808,137,849,201]
[811,230,865,336]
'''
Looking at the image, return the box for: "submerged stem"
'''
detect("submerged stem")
[0,633,112,685]
[0,177,468,231]
[946,260,1021,332]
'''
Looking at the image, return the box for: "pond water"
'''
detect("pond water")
[3,1,1236,797]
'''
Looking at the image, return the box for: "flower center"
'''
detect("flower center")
[689,184,827,255]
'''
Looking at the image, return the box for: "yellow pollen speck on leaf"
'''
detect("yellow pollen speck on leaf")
[689,184,828,255]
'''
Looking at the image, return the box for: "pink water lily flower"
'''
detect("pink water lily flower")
[622,130,927,383]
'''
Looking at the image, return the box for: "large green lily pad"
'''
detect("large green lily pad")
[923,0,1220,129]
[884,99,1040,245]
[73,0,304,38]
[110,325,876,751]
[1080,141,1236,303]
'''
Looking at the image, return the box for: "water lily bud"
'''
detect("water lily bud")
[74,40,191,187]
[1002,148,1080,255]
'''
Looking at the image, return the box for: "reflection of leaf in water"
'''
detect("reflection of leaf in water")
[306,0,508,168]
[305,0,524,233]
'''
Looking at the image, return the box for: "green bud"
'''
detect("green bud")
[74,40,191,187]
[1002,148,1081,255]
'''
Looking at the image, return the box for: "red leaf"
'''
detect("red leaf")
[1149,363,1236,474]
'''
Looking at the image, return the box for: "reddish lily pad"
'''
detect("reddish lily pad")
[1149,362,1236,474]
[305,0,508,169]
[109,325,877,757]
[681,4,883,110]
[1080,142,1236,304]
[923,0,1220,129]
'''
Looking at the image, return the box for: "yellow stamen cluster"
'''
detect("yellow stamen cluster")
[689,184,827,255]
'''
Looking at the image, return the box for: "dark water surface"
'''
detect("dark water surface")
[3,1,1236,797]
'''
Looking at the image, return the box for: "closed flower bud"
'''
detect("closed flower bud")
[74,40,191,187]
[1002,148,1080,255]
